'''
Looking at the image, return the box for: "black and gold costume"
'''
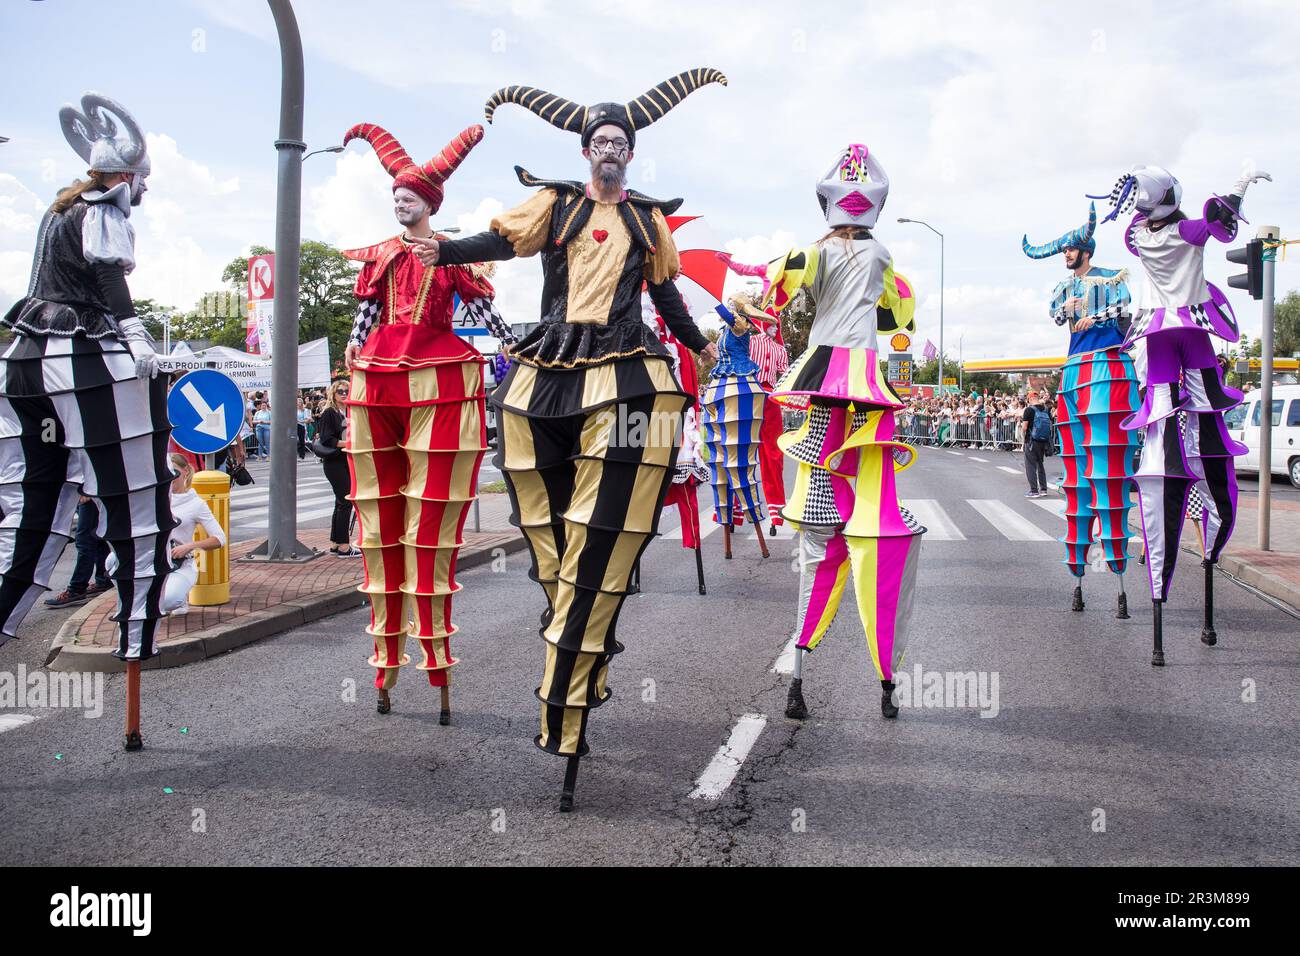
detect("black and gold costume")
[438,169,709,757]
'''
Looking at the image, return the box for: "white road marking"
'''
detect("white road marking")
[997,465,1020,475]
[690,714,768,800]
[901,499,966,541]
[231,492,336,514]
[771,635,798,674]
[969,456,989,463]
[241,504,340,529]
[945,450,964,456]
[967,499,1055,541]
[1028,496,1066,520]
[0,714,39,735]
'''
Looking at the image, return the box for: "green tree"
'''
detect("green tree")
[222,241,358,361]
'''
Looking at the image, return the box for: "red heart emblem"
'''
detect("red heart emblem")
[592,229,608,243]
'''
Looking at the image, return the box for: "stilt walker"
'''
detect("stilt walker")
[0,93,176,751]
[1090,162,1270,664]
[645,292,710,594]
[701,298,769,560]
[418,71,724,809]
[762,144,925,721]
[717,256,791,535]
[1022,203,1138,618]
[340,122,515,719]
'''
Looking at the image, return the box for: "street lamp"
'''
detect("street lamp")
[303,144,344,162]
[898,217,944,393]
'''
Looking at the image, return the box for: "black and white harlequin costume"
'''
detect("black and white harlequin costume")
[0,93,176,663]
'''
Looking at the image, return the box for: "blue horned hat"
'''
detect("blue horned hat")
[1022,202,1097,259]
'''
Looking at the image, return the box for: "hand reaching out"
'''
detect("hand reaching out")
[410,235,441,268]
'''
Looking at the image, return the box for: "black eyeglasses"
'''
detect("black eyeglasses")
[589,137,629,154]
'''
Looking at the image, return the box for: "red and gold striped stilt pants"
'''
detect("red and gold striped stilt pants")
[346,359,487,690]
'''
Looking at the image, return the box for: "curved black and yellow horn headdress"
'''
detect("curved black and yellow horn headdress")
[484,69,727,149]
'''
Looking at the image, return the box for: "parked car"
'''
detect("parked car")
[1224,383,1300,488]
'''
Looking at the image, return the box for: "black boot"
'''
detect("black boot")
[785,678,808,719]
[377,689,392,714]
[880,681,899,719]
[1116,592,1129,620]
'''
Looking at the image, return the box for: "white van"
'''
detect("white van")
[1224,383,1300,488]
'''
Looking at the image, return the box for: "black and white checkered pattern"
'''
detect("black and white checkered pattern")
[0,334,177,660]
[460,296,515,343]
[348,298,381,349]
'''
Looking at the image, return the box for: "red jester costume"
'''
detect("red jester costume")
[341,122,515,720]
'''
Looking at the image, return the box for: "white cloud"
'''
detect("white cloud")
[0,174,46,311]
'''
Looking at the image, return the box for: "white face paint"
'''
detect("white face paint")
[393,187,430,227]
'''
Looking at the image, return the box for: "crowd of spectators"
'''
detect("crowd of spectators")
[896,389,1055,449]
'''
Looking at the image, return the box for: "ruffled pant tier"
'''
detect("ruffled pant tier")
[346,347,487,691]
[492,354,688,758]
[773,345,925,684]
[701,373,766,525]
[0,333,177,660]
[1121,327,1246,602]
[1056,348,1139,577]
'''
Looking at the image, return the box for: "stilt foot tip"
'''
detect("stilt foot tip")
[123,731,143,752]
[558,794,574,812]
[1200,629,1218,646]
[1151,652,1165,667]
[439,709,451,725]
[376,691,391,715]
[785,679,808,719]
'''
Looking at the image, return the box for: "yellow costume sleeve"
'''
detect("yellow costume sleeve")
[876,261,918,335]
[760,245,820,314]
[490,188,557,258]
[644,207,681,285]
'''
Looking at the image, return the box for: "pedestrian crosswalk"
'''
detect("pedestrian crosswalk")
[230,475,338,531]
[652,494,1075,546]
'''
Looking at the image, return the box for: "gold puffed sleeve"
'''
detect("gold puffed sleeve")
[643,207,680,285]
[490,188,557,258]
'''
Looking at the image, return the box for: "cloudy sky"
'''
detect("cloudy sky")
[2,0,1297,361]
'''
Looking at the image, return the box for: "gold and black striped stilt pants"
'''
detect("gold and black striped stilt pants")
[495,361,688,757]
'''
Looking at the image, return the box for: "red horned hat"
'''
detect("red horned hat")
[343,122,484,212]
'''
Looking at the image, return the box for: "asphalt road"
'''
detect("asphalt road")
[1,447,1297,866]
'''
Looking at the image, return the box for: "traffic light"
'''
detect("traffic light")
[1227,239,1263,301]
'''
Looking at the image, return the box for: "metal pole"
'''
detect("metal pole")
[939,231,945,392]
[1258,225,1278,552]
[958,334,963,394]
[250,0,313,562]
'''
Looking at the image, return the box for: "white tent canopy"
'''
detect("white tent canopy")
[161,337,331,391]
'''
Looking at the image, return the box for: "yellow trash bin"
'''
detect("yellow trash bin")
[189,469,231,606]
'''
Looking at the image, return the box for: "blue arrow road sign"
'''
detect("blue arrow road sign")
[167,369,244,455]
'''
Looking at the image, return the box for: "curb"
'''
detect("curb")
[1179,542,1300,614]
[48,534,527,673]
[1216,552,1300,612]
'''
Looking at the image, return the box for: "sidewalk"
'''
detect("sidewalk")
[49,492,524,672]
[1181,494,1300,611]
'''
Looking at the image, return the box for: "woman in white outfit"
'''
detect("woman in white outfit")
[108,453,226,614]
[160,454,225,613]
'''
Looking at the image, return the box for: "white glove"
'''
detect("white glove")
[1232,161,1273,198]
[117,316,161,380]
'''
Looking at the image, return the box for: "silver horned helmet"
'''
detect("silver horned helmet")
[59,92,151,179]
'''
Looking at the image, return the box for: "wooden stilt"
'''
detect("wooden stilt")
[754,520,770,559]
[123,661,143,752]
[439,684,451,725]
[723,522,732,559]
[694,544,706,595]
